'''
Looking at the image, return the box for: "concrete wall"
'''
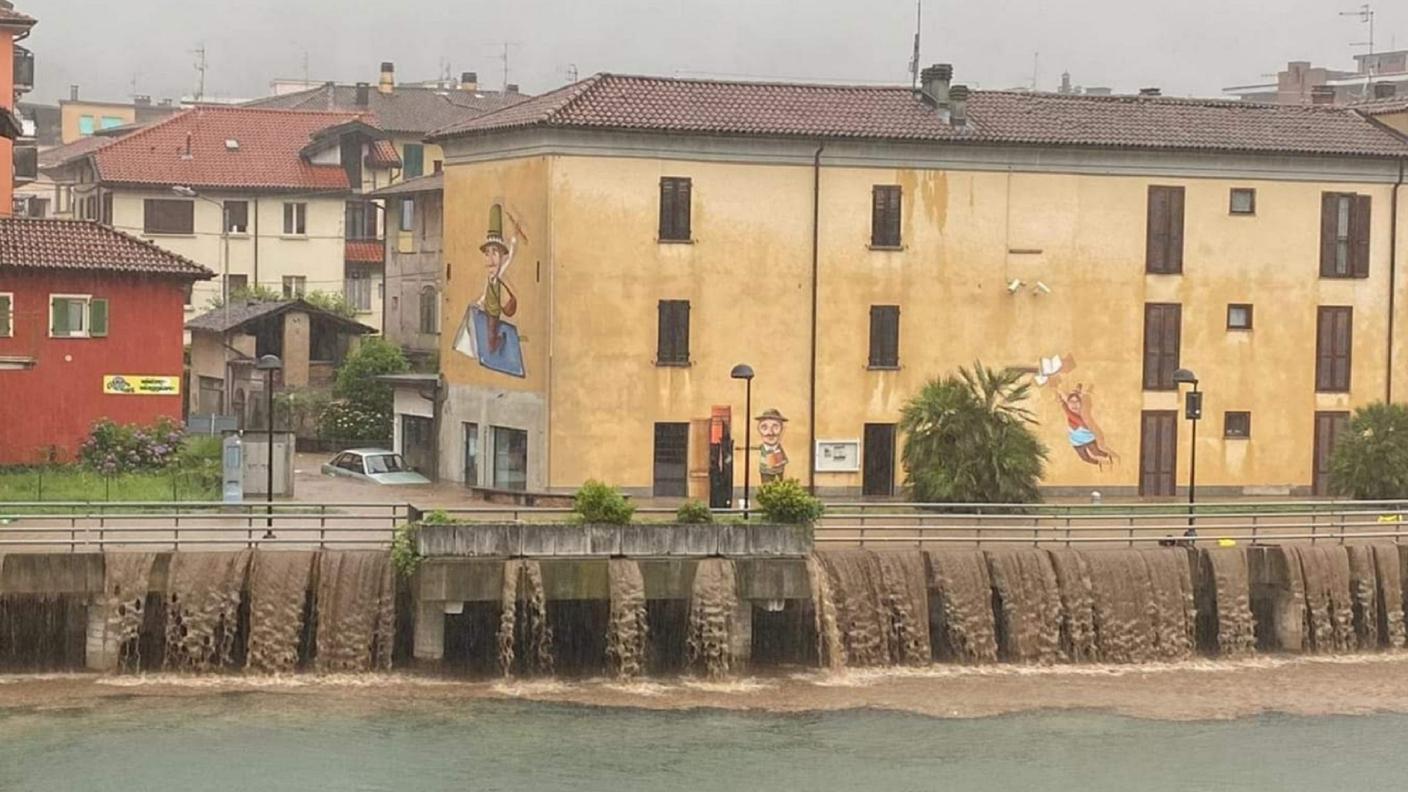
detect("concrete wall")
[384,189,443,360]
[437,381,546,488]
[439,131,1408,497]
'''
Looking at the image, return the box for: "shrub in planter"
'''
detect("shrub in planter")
[676,499,714,524]
[754,479,825,525]
[573,480,635,525]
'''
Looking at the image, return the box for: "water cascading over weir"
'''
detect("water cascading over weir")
[4,529,1408,676]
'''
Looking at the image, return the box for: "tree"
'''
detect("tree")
[1329,402,1408,500]
[898,363,1048,504]
[303,290,356,319]
[205,284,281,310]
[329,338,410,443]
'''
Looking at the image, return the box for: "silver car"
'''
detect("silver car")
[321,448,431,485]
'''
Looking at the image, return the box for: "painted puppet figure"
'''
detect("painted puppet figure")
[756,408,789,483]
[1034,354,1118,467]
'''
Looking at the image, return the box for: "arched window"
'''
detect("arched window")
[419,286,438,335]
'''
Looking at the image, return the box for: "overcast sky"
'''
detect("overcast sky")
[23,0,1408,104]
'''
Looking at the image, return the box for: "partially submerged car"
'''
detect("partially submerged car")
[321,449,431,485]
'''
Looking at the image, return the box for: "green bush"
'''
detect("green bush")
[317,401,391,445]
[1329,403,1408,499]
[573,480,635,525]
[179,434,224,490]
[676,499,714,524]
[392,511,456,578]
[206,284,282,310]
[899,363,1048,504]
[78,417,187,474]
[754,479,825,525]
[302,290,356,318]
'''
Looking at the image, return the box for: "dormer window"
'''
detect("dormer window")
[225,139,240,151]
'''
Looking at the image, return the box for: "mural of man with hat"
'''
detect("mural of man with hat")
[453,204,528,377]
[756,408,789,483]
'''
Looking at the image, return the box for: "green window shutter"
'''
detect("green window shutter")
[403,144,424,178]
[89,299,109,337]
[51,297,69,336]
[0,295,10,337]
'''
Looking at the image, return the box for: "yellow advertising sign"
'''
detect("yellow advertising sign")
[102,375,181,396]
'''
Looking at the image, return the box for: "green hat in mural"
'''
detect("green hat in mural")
[481,204,509,254]
[755,408,788,422]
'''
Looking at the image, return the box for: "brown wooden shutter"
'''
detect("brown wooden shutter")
[1166,187,1185,273]
[1316,307,1332,391]
[1350,194,1371,278]
[675,179,692,241]
[657,300,672,361]
[1335,307,1352,390]
[1319,192,1339,277]
[659,179,676,239]
[872,186,901,247]
[1146,187,1168,273]
[1142,303,1181,390]
[1316,306,1353,391]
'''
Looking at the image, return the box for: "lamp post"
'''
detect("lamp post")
[1173,367,1201,530]
[730,364,755,519]
[256,354,282,540]
[173,186,231,413]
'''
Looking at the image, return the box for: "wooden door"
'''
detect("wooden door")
[863,423,896,498]
[1139,410,1178,497]
[1312,411,1350,496]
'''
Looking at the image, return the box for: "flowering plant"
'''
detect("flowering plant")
[79,417,186,474]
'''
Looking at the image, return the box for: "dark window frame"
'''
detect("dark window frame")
[1145,185,1185,274]
[658,177,693,243]
[1226,303,1253,331]
[1229,188,1256,216]
[1142,302,1182,391]
[224,200,249,233]
[142,198,194,235]
[283,201,308,235]
[1320,192,1370,279]
[652,422,690,498]
[1315,306,1353,393]
[656,299,691,366]
[870,185,902,249]
[868,305,900,369]
[1224,411,1251,439]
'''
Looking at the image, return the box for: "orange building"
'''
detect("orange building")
[1,0,37,216]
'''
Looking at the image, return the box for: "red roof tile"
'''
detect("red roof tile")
[367,139,401,168]
[344,240,384,263]
[0,218,213,280]
[432,73,1408,158]
[0,4,36,27]
[246,83,527,134]
[93,105,373,191]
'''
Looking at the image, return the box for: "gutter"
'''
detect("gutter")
[808,142,824,494]
[1390,158,1404,403]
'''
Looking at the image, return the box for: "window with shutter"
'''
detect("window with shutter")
[868,305,900,368]
[659,177,692,242]
[143,199,194,234]
[0,294,11,337]
[49,295,91,338]
[89,299,108,337]
[1320,193,1368,278]
[224,201,249,233]
[1142,303,1181,390]
[403,144,424,178]
[419,287,439,335]
[1316,306,1353,392]
[283,202,307,235]
[1145,186,1184,274]
[1350,195,1371,278]
[871,186,902,248]
[657,300,690,364]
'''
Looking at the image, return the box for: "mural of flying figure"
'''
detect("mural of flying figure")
[454,204,528,377]
[1035,355,1119,468]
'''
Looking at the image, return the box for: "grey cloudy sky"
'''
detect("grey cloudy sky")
[25,0,1408,104]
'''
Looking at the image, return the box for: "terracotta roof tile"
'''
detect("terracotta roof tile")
[38,133,120,170]
[344,240,384,263]
[0,5,36,27]
[246,84,526,134]
[433,73,1408,158]
[367,139,401,168]
[0,218,213,280]
[93,106,372,191]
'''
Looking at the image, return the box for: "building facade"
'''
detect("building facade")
[371,172,443,366]
[421,70,1408,500]
[0,218,212,464]
[1,0,36,215]
[1225,52,1408,105]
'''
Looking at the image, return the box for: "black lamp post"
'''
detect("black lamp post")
[730,364,755,519]
[256,354,282,540]
[1173,367,1201,529]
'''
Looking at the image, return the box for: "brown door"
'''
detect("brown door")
[862,423,896,497]
[1139,410,1178,497]
[1312,411,1350,496]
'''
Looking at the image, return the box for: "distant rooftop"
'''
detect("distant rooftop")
[246,81,527,135]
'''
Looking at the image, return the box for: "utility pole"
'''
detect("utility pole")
[192,44,208,102]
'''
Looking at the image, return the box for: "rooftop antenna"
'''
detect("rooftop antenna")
[566,63,579,83]
[492,41,522,92]
[301,50,310,87]
[1031,51,1040,91]
[908,0,922,89]
[1340,3,1376,97]
[192,43,207,101]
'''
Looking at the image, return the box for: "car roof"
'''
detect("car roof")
[345,448,395,456]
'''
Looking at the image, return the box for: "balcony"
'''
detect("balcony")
[13,46,34,94]
[13,143,38,184]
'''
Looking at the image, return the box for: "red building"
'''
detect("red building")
[0,218,211,464]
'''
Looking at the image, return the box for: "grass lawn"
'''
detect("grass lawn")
[0,468,219,514]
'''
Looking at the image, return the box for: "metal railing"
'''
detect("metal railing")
[2,498,1408,551]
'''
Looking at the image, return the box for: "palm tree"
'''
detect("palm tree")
[1329,402,1408,499]
[898,363,1048,504]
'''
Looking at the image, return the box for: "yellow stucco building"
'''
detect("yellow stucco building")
[423,69,1408,500]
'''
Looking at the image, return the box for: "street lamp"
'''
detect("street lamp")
[256,354,282,540]
[1173,367,1201,529]
[173,185,232,414]
[730,364,755,519]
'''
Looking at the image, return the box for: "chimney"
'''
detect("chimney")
[1138,87,1161,97]
[69,84,79,101]
[460,71,479,92]
[378,61,395,94]
[1311,85,1335,105]
[948,84,969,127]
[134,95,151,106]
[355,82,371,106]
[920,63,953,105]
[506,83,520,94]
[1374,82,1396,100]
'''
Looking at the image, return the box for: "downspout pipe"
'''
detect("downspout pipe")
[1390,159,1404,403]
[808,142,824,494]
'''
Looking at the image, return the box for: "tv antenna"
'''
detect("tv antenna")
[908,0,922,89]
[1340,4,1376,57]
[566,63,579,83]
[492,41,522,92]
[191,44,207,101]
